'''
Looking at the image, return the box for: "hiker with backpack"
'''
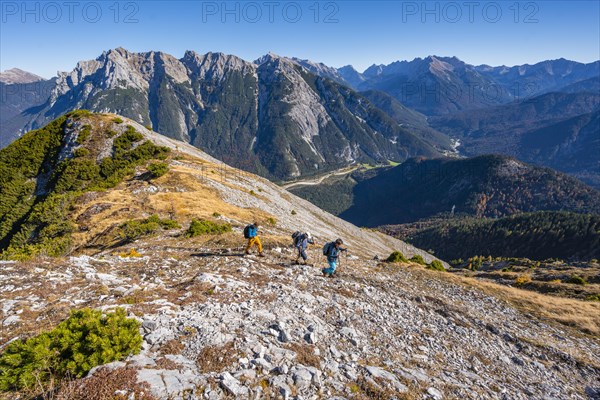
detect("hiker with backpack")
[292,231,315,265]
[322,238,347,277]
[244,222,265,257]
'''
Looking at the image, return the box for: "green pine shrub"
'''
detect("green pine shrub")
[76,125,92,144]
[119,214,180,242]
[0,308,141,392]
[585,294,600,302]
[68,110,92,118]
[114,126,144,153]
[386,251,407,263]
[409,255,426,265]
[112,117,124,124]
[566,275,587,285]
[147,162,169,178]
[185,219,232,237]
[73,147,90,158]
[426,259,446,272]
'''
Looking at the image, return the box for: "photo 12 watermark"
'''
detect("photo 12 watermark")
[1,1,140,23]
[200,1,340,23]
[399,80,541,107]
[401,1,540,23]
[0,80,55,104]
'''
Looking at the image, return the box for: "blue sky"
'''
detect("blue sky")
[1,0,599,78]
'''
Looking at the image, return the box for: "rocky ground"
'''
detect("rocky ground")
[2,237,599,400]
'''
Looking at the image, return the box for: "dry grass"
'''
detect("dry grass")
[285,343,321,368]
[351,376,421,400]
[256,291,278,303]
[330,285,356,298]
[449,273,600,336]
[154,357,180,370]
[253,378,276,399]
[196,342,238,373]
[159,337,185,356]
[395,265,600,337]
[69,162,278,252]
[54,367,156,400]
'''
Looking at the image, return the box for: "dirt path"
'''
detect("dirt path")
[281,166,360,189]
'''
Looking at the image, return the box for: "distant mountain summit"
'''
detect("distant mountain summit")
[0,68,45,84]
[345,56,514,115]
[325,56,600,116]
[474,58,600,96]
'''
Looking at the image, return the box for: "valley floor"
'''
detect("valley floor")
[1,236,599,400]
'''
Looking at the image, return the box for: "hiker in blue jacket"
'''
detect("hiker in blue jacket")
[294,232,315,265]
[322,238,346,277]
[244,222,265,257]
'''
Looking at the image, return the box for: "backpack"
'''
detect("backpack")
[322,242,333,256]
[292,231,304,247]
[243,225,252,239]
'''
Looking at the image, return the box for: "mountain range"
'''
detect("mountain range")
[2,50,598,185]
[339,56,599,116]
[1,49,452,181]
[429,91,600,186]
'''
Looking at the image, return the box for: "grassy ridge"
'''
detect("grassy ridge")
[0,112,170,260]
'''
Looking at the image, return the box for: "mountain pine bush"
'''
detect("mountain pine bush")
[185,219,232,237]
[147,162,169,178]
[386,251,408,263]
[0,308,141,392]
[409,255,426,265]
[427,260,446,272]
[566,275,587,285]
[119,214,180,242]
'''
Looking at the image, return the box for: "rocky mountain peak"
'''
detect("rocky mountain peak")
[184,51,254,77]
[428,56,455,75]
[0,68,45,84]
[362,63,385,78]
[256,53,301,79]
[337,65,365,87]
[254,52,283,65]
